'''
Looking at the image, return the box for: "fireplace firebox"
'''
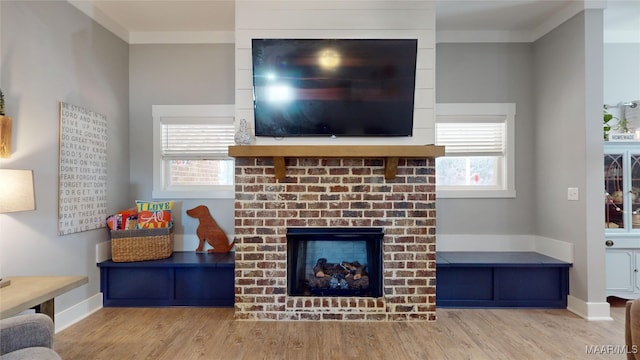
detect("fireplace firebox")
[287,227,383,297]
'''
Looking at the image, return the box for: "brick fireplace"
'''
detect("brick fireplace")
[231,145,441,321]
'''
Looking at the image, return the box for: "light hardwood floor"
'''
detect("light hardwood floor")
[55,298,629,360]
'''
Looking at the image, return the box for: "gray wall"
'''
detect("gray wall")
[604,43,640,106]
[435,43,536,235]
[128,44,235,238]
[533,10,605,302]
[0,1,129,315]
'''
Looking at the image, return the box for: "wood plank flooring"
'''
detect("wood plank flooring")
[55,298,629,360]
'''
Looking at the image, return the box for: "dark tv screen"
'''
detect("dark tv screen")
[252,39,417,137]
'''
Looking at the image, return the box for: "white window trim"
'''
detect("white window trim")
[152,105,235,200]
[436,103,516,199]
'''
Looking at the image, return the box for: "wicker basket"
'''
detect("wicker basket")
[110,226,174,262]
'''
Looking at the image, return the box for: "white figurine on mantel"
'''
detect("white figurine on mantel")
[235,118,254,145]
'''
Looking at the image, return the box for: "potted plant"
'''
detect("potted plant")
[0,89,12,158]
[605,105,635,141]
[604,105,614,140]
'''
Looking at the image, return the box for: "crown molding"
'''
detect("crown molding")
[69,1,234,44]
[436,30,533,43]
[528,0,587,42]
[70,0,633,45]
[129,31,235,45]
[437,1,615,44]
[67,0,129,43]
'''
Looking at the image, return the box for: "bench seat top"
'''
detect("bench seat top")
[436,251,571,267]
[98,251,235,268]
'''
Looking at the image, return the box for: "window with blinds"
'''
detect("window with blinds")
[152,105,236,199]
[435,121,505,156]
[161,119,235,160]
[435,103,516,198]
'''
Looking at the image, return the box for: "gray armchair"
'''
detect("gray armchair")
[626,299,640,360]
[0,313,61,360]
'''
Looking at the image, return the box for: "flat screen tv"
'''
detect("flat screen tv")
[252,39,418,137]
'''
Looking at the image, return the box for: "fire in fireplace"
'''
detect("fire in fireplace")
[287,227,383,297]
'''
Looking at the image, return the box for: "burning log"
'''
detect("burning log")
[340,261,365,280]
[308,258,369,290]
[313,258,327,277]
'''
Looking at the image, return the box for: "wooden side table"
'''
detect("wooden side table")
[0,276,88,322]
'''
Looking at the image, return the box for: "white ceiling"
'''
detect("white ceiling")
[68,0,640,44]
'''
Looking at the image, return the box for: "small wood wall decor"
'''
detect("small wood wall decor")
[58,102,108,235]
[0,89,11,158]
[0,115,10,158]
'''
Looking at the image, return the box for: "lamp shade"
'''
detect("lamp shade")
[0,169,35,213]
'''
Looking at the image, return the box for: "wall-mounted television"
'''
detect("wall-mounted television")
[251,39,418,137]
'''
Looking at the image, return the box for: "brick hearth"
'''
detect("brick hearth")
[233,156,437,321]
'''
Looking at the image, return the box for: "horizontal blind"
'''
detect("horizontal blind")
[161,117,235,160]
[435,122,505,155]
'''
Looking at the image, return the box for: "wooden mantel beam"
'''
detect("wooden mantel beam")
[228,145,445,180]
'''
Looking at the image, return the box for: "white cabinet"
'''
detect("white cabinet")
[605,143,640,298]
[605,249,636,297]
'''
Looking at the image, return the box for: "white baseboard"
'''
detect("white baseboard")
[54,293,103,333]
[436,234,536,251]
[532,236,574,263]
[95,241,112,263]
[566,295,613,321]
[436,234,573,263]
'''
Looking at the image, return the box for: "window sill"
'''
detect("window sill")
[437,189,516,199]
[152,189,235,200]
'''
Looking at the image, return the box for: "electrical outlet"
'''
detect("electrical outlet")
[568,187,579,201]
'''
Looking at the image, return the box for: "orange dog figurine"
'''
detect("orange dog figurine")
[186,205,235,253]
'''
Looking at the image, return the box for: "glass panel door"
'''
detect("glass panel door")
[605,153,625,228]
[631,154,640,228]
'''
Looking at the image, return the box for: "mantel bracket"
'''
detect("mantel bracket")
[384,157,400,180]
[273,156,286,180]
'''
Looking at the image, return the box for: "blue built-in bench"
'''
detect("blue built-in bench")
[436,251,571,308]
[98,252,235,307]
